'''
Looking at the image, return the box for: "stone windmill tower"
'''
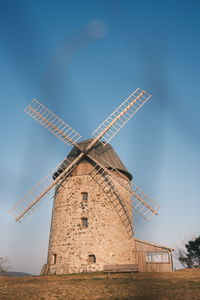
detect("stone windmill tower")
[10,88,160,274]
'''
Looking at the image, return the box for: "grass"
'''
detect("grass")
[0,269,200,299]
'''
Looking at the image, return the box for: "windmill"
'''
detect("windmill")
[10,88,161,274]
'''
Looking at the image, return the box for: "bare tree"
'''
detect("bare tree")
[0,257,9,275]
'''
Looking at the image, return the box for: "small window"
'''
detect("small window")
[81,217,88,228]
[88,255,96,263]
[52,254,57,264]
[146,251,169,263]
[82,192,88,201]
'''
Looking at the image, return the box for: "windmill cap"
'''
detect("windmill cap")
[53,139,133,181]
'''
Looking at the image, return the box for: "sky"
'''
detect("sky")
[0,0,200,274]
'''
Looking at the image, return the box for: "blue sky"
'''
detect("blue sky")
[0,0,200,274]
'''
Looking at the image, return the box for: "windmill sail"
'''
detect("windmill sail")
[9,158,77,222]
[90,163,133,238]
[131,186,160,220]
[92,88,151,145]
[25,99,81,146]
[89,151,159,220]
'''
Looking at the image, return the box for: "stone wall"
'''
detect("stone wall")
[47,161,135,274]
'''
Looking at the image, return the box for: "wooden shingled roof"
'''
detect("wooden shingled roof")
[53,139,132,181]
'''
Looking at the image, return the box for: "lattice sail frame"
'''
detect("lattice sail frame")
[25,99,82,145]
[131,186,160,220]
[92,88,151,145]
[9,158,76,222]
[89,150,160,221]
[90,163,134,238]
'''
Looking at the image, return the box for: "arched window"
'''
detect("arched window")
[88,255,96,263]
[52,254,57,264]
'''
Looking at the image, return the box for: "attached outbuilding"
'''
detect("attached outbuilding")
[132,238,174,272]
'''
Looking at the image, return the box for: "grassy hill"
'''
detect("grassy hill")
[0,269,200,299]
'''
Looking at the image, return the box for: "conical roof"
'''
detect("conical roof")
[53,139,132,181]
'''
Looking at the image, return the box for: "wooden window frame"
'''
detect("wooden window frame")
[146,251,170,263]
